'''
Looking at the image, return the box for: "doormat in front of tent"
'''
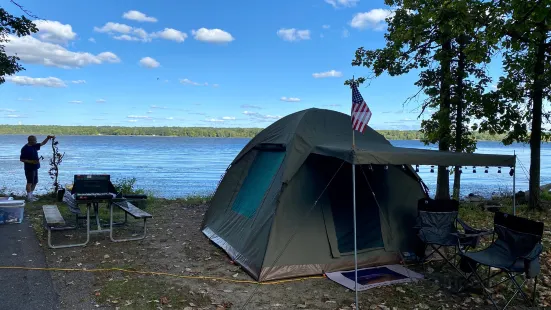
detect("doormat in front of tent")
[325,265,423,291]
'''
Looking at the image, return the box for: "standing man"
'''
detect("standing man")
[20,135,55,201]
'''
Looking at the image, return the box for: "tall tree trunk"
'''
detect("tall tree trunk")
[436,36,452,200]
[529,26,545,210]
[453,36,466,201]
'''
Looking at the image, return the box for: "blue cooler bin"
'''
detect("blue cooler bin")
[0,199,25,224]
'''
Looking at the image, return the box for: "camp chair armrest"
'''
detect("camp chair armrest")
[520,243,543,261]
[452,231,493,238]
[456,218,490,235]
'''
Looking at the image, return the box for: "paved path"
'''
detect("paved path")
[0,220,59,310]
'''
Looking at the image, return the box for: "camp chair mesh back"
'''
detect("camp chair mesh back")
[414,198,486,277]
[416,198,460,247]
[415,198,482,249]
[459,212,544,309]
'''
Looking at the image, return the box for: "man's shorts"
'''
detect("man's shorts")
[25,169,38,184]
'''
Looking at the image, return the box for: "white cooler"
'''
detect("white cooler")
[0,198,26,224]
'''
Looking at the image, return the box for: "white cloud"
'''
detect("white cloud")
[128,119,138,123]
[312,70,343,78]
[95,22,186,43]
[277,28,311,41]
[325,0,359,8]
[94,22,133,34]
[139,56,160,68]
[4,75,67,87]
[113,34,140,41]
[127,115,151,119]
[5,114,26,118]
[212,84,219,88]
[94,22,150,42]
[322,25,331,29]
[68,100,82,104]
[280,97,301,102]
[96,99,106,103]
[33,20,77,44]
[150,105,167,109]
[180,78,208,86]
[4,35,120,69]
[342,28,350,38]
[350,9,394,30]
[0,108,16,112]
[122,10,158,23]
[71,80,86,84]
[191,28,235,43]
[151,28,187,42]
[166,117,174,120]
[240,104,262,109]
[222,116,236,120]
[399,118,419,122]
[205,118,224,123]
[243,111,282,121]
[89,37,96,43]
[17,98,32,101]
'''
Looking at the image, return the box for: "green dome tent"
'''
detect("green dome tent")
[201,108,516,282]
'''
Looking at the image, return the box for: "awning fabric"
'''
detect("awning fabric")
[231,108,516,183]
[314,144,516,167]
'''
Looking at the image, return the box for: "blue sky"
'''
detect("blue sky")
[0,0,437,129]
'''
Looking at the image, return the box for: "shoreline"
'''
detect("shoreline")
[0,133,523,143]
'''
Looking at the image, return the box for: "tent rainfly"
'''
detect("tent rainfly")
[201,108,516,282]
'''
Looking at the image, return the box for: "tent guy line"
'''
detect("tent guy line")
[0,266,324,285]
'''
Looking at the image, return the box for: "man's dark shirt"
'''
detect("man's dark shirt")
[20,144,41,170]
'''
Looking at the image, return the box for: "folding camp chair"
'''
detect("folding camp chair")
[457,212,544,309]
[414,198,490,275]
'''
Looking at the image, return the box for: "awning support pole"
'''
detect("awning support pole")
[352,162,359,308]
[513,151,516,215]
[351,76,359,309]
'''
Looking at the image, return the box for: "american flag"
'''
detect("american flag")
[351,82,372,133]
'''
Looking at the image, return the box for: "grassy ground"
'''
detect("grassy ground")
[10,192,551,309]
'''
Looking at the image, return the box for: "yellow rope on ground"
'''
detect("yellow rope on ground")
[0,266,325,285]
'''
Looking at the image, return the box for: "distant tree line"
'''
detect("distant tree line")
[0,125,264,138]
[0,125,508,141]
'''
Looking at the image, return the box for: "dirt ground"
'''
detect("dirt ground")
[20,198,551,310]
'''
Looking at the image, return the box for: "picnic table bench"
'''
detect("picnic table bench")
[110,199,152,242]
[43,205,87,249]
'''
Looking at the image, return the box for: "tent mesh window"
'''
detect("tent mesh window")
[231,150,285,218]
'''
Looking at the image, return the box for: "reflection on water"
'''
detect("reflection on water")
[0,135,549,198]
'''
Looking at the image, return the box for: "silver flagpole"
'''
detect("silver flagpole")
[513,150,516,215]
[351,76,359,309]
[352,162,358,308]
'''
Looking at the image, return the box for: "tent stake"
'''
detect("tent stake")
[352,162,359,309]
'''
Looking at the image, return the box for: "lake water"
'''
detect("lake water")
[0,135,549,198]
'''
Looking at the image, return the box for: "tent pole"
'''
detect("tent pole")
[352,162,359,308]
[513,151,516,215]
